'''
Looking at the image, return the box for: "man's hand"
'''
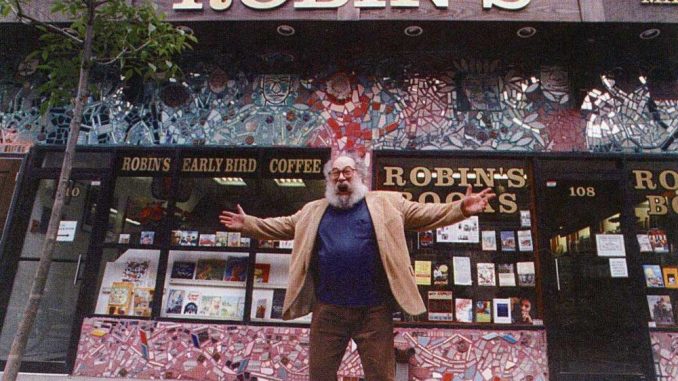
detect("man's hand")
[219,204,247,231]
[461,186,496,216]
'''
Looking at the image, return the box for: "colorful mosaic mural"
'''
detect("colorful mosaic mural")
[73,318,548,380]
[0,53,676,154]
[651,331,678,381]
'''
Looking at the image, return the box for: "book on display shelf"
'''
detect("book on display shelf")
[180,231,199,246]
[636,234,653,253]
[418,230,434,248]
[664,266,678,289]
[497,263,516,287]
[475,300,492,323]
[477,263,496,286]
[118,233,130,244]
[199,234,216,247]
[500,231,516,252]
[493,298,512,324]
[171,230,182,246]
[415,260,432,286]
[170,261,196,279]
[133,287,153,317]
[643,264,665,288]
[648,228,670,253]
[270,289,286,320]
[183,292,201,315]
[195,259,227,281]
[517,230,533,252]
[228,232,242,247]
[165,289,185,314]
[254,263,271,283]
[215,231,229,247]
[140,231,155,245]
[255,298,267,319]
[481,230,497,251]
[220,295,245,319]
[453,257,472,286]
[199,295,222,317]
[511,296,534,324]
[432,262,449,286]
[647,295,674,325]
[224,256,249,282]
[427,291,453,322]
[516,262,536,287]
[108,282,133,315]
[455,298,473,323]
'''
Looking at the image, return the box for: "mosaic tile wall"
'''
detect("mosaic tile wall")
[73,317,548,380]
[651,331,678,381]
[0,53,676,154]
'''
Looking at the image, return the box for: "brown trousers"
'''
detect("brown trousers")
[309,302,395,381]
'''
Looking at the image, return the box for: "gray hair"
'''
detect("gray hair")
[323,152,368,182]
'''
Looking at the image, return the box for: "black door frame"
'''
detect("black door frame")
[534,157,655,381]
[0,150,111,374]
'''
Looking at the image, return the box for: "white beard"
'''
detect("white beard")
[325,180,369,209]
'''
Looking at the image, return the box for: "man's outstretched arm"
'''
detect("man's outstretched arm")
[402,186,496,231]
[219,204,297,241]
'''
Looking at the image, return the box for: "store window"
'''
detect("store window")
[628,161,678,327]
[374,153,539,325]
[91,148,330,324]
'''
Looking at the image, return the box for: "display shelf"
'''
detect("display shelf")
[393,321,546,330]
[163,313,244,322]
[169,246,252,253]
[168,278,246,288]
[252,283,288,289]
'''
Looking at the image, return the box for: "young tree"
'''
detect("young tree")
[0,1,196,380]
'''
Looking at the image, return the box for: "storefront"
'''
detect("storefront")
[0,145,675,380]
[0,0,677,380]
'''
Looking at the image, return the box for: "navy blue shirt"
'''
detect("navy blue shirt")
[313,199,388,307]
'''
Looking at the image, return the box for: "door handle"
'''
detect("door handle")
[73,254,82,285]
[555,257,561,291]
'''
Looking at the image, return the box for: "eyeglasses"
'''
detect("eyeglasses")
[328,167,355,180]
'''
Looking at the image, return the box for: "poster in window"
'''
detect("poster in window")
[436,216,479,243]
[648,228,670,253]
[432,262,449,286]
[453,257,472,286]
[595,234,626,257]
[477,263,496,286]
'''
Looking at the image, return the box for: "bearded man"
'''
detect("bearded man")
[219,154,494,381]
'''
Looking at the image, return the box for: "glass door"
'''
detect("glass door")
[537,161,653,381]
[0,178,102,372]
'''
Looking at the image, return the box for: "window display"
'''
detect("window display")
[628,162,678,328]
[374,153,539,325]
[161,251,247,320]
[90,148,329,324]
[250,252,311,323]
[94,249,159,317]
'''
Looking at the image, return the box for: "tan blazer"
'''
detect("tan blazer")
[242,191,468,320]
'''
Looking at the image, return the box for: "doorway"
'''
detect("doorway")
[0,178,103,372]
[537,159,653,381]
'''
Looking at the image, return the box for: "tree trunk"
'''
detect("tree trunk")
[1,3,96,380]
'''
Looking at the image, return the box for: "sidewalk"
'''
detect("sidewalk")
[0,374,146,381]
